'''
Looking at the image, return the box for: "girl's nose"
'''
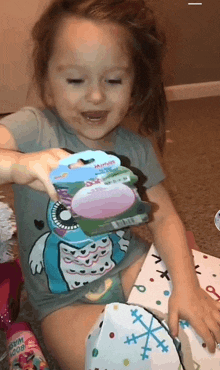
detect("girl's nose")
[85,83,106,104]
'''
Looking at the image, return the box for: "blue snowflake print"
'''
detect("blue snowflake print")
[124,308,169,360]
[179,320,190,329]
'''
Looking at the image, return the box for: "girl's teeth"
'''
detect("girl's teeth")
[86,116,102,121]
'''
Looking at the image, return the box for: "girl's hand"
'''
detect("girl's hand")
[168,286,220,353]
[11,149,72,202]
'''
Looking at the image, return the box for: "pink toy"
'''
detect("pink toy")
[6,322,50,370]
[0,260,50,369]
[71,183,136,219]
[0,259,23,332]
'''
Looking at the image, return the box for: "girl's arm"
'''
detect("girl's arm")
[146,182,199,290]
[0,124,20,184]
[0,125,69,201]
[146,182,220,353]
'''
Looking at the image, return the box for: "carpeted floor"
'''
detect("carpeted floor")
[163,96,220,258]
[0,96,220,368]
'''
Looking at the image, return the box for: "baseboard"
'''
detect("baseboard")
[1,81,220,116]
[165,81,220,101]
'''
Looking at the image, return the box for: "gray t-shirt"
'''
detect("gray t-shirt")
[1,106,165,320]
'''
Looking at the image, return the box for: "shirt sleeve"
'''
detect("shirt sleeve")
[116,127,166,191]
[0,106,59,153]
[141,137,166,189]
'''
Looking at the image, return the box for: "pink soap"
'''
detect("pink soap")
[71,183,135,219]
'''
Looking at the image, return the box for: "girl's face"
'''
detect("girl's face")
[46,17,135,149]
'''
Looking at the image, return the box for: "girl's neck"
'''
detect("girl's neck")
[50,106,119,151]
[76,128,118,151]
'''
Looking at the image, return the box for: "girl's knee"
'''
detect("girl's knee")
[41,304,105,370]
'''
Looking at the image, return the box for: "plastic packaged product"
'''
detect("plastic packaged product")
[0,261,50,369]
[50,150,151,236]
[6,322,50,370]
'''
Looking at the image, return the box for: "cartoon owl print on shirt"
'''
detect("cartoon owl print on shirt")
[29,201,129,294]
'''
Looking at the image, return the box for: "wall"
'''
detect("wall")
[0,0,50,113]
[0,0,220,113]
[150,0,220,86]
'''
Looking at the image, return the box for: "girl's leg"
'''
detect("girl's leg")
[121,251,148,300]
[41,252,147,370]
[41,303,106,370]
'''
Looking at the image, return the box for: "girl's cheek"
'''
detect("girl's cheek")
[110,90,131,105]
[108,87,124,100]
[62,88,81,100]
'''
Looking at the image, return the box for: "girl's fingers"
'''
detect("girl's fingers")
[214,306,220,319]
[31,162,59,201]
[38,175,58,202]
[189,318,216,353]
[182,307,220,353]
[214,300,220,311]
[53,149,85,168]
[30,150,73,200]
[37,155,61,170]
[16,149,82,199]
[209,310,220,343]
[170,310,217,353]
[34,149,70,169]
[169,289,220,353]
[28,179,58,202]
[204,315,220,347]
[28,179,47,193]
[54,148,73,160]
[168,308,179,338]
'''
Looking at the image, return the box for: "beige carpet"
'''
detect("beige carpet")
[163,96,220,258]
[0,96,220,368]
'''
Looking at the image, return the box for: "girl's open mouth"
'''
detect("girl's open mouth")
[81,111,109,124]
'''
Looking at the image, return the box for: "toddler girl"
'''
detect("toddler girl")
[0,0,220,369]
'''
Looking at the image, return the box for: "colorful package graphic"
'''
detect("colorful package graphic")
[6,322,50,370]
[50,150,151,236]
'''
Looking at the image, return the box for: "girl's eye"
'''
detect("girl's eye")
[67,79,84,84]
[106,79,122,84]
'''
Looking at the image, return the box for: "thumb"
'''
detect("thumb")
[168,308,179,338]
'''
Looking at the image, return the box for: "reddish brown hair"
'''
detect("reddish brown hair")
[31,0,167,152]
